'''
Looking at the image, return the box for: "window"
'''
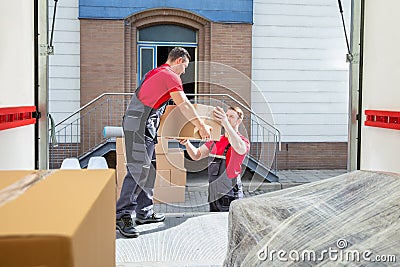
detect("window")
[138,25,196,43]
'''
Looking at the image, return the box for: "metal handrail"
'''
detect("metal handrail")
[49,93,281,173]
[54,93,134,127]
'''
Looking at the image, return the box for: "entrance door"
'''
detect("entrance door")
[137,24,198,95]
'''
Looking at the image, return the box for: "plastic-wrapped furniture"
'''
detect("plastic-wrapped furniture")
[224,171,400,266]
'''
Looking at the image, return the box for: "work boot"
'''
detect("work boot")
[135,212,165,225]
[116,215,139,238]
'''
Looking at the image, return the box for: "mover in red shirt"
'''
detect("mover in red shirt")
[116,47,212,238]
[180,106,250,212]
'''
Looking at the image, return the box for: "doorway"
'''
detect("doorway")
[138,45,196,95]
[137,24,198,96]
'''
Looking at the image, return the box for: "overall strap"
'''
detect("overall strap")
[222,144,239,191]
[135,71,150,94]
[222,144,231,156]
[209,142,231,156]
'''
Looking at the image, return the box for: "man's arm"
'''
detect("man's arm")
[170,91,212,139]
[213,107,248,155]
[179,139,210,160]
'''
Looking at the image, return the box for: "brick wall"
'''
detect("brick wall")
[49,143,80,169]
[80,19,125,106]
[209,23,252,107]
[277,142,347,169]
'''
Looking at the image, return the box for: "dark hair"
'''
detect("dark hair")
[167,47,191,62]
[228,106,244,120]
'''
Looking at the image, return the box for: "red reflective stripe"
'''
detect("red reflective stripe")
[0,106,36,131]
[364,110,400,130]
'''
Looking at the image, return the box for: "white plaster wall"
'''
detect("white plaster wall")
[360,0,400,173]
[48,0,80,125]
[0,1,35,169]
[252,0,351,142]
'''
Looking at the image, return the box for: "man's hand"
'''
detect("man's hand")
[213,106,229,128]
[178,139,189,146]
[199,124,212,140]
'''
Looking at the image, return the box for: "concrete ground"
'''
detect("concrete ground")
[116,169,347,267]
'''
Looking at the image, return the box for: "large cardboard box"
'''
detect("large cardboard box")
[159,104,221,141]
[0,170,116,267]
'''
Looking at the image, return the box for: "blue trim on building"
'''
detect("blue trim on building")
[79,0,253,23]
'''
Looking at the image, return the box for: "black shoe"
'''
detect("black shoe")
[116,215,139,238]
[135,212,165,225]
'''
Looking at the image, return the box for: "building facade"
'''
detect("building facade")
[48,0,351,169]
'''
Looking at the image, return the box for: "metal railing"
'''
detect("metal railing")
[49,93,281,175]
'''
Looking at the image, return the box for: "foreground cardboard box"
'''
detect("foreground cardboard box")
[0,170,116,267]
[159,104,221,141]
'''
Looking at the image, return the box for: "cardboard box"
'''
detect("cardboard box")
[155,137,169,154]
[116,154,126,167]
[156,153,185,170]
[115,167,127,200]
[159,104,221,141]
[155,170,171,187]
[116,137,125,155]
[117,185,123,202]
[166,147,184,154]
[170,169,187,186]
[116,167,127,184]
[153,185,186,204]
[0,170,116,267]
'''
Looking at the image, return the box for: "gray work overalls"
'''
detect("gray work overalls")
[116,74,167,219]
[208,144,243,212]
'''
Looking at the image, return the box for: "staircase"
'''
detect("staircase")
[49,93,281,182]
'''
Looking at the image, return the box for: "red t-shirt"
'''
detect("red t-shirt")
[205,134,250,179]
[137,64,183,108]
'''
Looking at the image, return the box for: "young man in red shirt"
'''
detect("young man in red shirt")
[180,106,250,211]
[116,47,212,238]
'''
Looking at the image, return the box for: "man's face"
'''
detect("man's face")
[174,57,189,76]
[226,109,242,128]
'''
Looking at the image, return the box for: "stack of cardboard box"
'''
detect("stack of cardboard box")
[115,137,187,203]
[153,137,187,203]
[115,138,126,200]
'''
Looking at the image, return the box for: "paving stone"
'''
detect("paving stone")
[117,169,348,266]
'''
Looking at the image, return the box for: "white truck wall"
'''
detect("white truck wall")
[0,1,35,170]
[360,0,400,172]
[252,0,351,142]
